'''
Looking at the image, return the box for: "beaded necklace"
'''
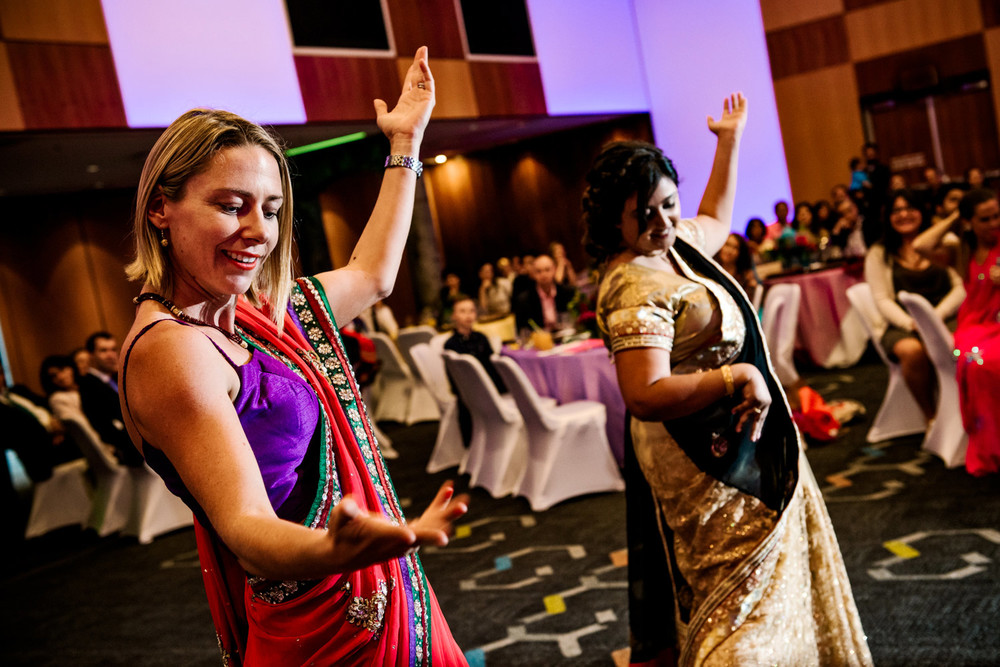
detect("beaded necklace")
[133,292,248,349]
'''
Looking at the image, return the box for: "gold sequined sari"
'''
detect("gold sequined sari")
[597,221,871,666]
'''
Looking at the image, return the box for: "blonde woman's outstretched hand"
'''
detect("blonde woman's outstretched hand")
[374,46,435,149]
[707,92,747,139]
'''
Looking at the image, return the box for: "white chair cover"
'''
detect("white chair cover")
[61,414,132,536]
[428,332,451,354]
[409,343,465,473]
[898,291,968,468]
[442,350,526,497]
[369,331,440,425]
[493,356,623,511]
[395,326,436,376]
[750,282,764,313]
[845,283,927,442]
[23,457,91,539]
[124,463,193,544]
[761,283,802,387]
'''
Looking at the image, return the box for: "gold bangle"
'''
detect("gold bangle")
[721,364,735,396]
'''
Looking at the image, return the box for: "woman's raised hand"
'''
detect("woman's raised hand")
[373,46,435,152]
[707,92,748,139]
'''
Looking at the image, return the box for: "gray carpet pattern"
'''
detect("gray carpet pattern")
[3,360,999,666]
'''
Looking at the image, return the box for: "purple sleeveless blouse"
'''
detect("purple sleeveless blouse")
[126,321,320,530]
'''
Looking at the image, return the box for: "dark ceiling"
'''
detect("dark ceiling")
[0,113,634,198]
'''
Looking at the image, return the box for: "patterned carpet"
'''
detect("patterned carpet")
[3,360,999,666]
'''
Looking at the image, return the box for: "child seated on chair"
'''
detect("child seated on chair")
[444,296,507,444]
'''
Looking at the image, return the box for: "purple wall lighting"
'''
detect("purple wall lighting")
[528,0,791,231]
[526,0,650,115]
[102,0,306,128]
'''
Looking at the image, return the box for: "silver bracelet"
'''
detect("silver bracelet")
[384,154,423,178]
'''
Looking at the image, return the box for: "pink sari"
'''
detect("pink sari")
[956,244,1000,476]
[196,277,466,666]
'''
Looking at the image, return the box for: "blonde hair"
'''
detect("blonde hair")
[125,109,294,328]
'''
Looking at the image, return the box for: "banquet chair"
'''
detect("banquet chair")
[845,283,927,442]
[369,331,440,425]
[395,325,436,376]
[493,356,623,511]
[750,282,764,314]
[409,343,466,473]
[429,332,451,354]
[442,350,527,498]
[23,455,91,539]
[898,291,968,468]
[761,283,801,387]
[124,464,193,544]
[61,414,132,536]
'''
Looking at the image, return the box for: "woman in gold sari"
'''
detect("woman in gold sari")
[586,95,871,666]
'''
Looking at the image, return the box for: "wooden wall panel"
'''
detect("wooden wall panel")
[983,0,1000,28]
[77,192,139,342]
[843,0,897,9]
[6,42,125,129]
[386,0,465,58]
[845,0,984,61]
[468,61,545,116]
[759,0,843,32]
[0,43,25,131]
[424,115,653,287]
[295,55,402,122]
[854,34,987,98]
[772,64,865,202]
[766,16,850,80]
[318,171,419,323]
[396,57,478,119]
[985,29,1000,141]
[0,0,107,44]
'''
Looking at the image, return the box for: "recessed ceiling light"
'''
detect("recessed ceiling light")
[434,154,447,164]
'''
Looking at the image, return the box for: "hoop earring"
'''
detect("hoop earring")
[160,229,169,247]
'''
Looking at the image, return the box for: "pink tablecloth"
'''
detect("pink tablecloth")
[502,342,626,466]
[766,265,867,368]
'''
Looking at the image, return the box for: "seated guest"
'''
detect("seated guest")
[436,269,463,326]
[864,189,965,422]
[743,217,767,263]
[965,166,985,189]
[40,355,85,423]
[510,254,535,301]
[71,347,91,378]
[550,241,578,287]
[765,199,790,240]
[38,355,99,463]
[914,187,1000,475]
[714,233,758,296]
[445,297,506,392]
[477,262,511,318]
[513,254,576,333]
[930,183,967,227]
[444,296,506,444]
[830,196,867,259]
[78,331,143,466]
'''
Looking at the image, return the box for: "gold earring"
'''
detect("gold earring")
[160,229,169,247]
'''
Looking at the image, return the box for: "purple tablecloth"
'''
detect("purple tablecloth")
[502,343,626,466]
[765,265,866,368]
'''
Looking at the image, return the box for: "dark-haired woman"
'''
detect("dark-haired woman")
[586,94,870,666]
[865,189,964,422]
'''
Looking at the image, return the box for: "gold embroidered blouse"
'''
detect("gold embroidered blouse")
[596,219,746,373]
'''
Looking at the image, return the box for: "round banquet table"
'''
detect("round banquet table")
[501,340,626,466]
[765,264,868,368]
